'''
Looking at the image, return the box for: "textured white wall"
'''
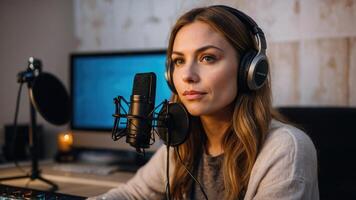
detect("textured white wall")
[74,0,178,51]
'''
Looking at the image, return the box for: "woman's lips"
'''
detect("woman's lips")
[182,90,207,100]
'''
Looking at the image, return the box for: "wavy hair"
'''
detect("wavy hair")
[167,6,285,199]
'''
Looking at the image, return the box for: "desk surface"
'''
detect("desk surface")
[0,162,135,197]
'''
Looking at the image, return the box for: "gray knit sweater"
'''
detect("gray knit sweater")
[88,120,319,200]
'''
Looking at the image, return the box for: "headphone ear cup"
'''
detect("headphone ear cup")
[238,50,257,93]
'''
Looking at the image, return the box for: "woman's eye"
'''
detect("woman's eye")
[201,55,216,63]
[173,58,184,66]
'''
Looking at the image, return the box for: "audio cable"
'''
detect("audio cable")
[175,147,208,200]
[10,82,29,175]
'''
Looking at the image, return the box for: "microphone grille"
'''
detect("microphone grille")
[133,73,156,98]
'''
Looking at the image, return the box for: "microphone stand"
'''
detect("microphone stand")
[0,68,58,192]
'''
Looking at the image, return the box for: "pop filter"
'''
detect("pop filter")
[0,58,68,191]
[30,72,70,125]
[157,102,190,146]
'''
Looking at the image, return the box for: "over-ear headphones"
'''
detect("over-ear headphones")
[165,5,269,94]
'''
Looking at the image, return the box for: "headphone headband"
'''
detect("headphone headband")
[211,5,267,50]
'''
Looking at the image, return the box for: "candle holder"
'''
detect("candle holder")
[55,132,75,162]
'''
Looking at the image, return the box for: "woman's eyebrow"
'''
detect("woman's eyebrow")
[172,45,224,56]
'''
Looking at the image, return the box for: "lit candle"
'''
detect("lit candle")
[58,132,73,152]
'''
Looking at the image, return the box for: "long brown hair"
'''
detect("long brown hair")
[167,6,284,199]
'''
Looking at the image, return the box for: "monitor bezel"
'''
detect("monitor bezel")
[69,49,167,132]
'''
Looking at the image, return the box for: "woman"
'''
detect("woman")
[90,5,318,200]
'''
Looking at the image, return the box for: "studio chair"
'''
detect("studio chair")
[277,107,356,200]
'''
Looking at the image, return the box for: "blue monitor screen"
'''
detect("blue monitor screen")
[71,51,172,130]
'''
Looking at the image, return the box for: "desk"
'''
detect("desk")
[0,162,135,197]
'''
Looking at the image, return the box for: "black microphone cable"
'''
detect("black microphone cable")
[165,128,171,200]
[10,82,28,174]
[175,147,208,200]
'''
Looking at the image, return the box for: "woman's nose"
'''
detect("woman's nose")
[182,62,199,83]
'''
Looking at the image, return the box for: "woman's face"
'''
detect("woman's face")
[171,21,238,117]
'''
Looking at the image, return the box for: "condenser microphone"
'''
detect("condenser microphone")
[126,72,156,149]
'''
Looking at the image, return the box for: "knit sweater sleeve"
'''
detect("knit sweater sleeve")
[88,146,170,200]
[244,121,319,200]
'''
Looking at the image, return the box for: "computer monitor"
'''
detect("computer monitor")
[70,50,171,152]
